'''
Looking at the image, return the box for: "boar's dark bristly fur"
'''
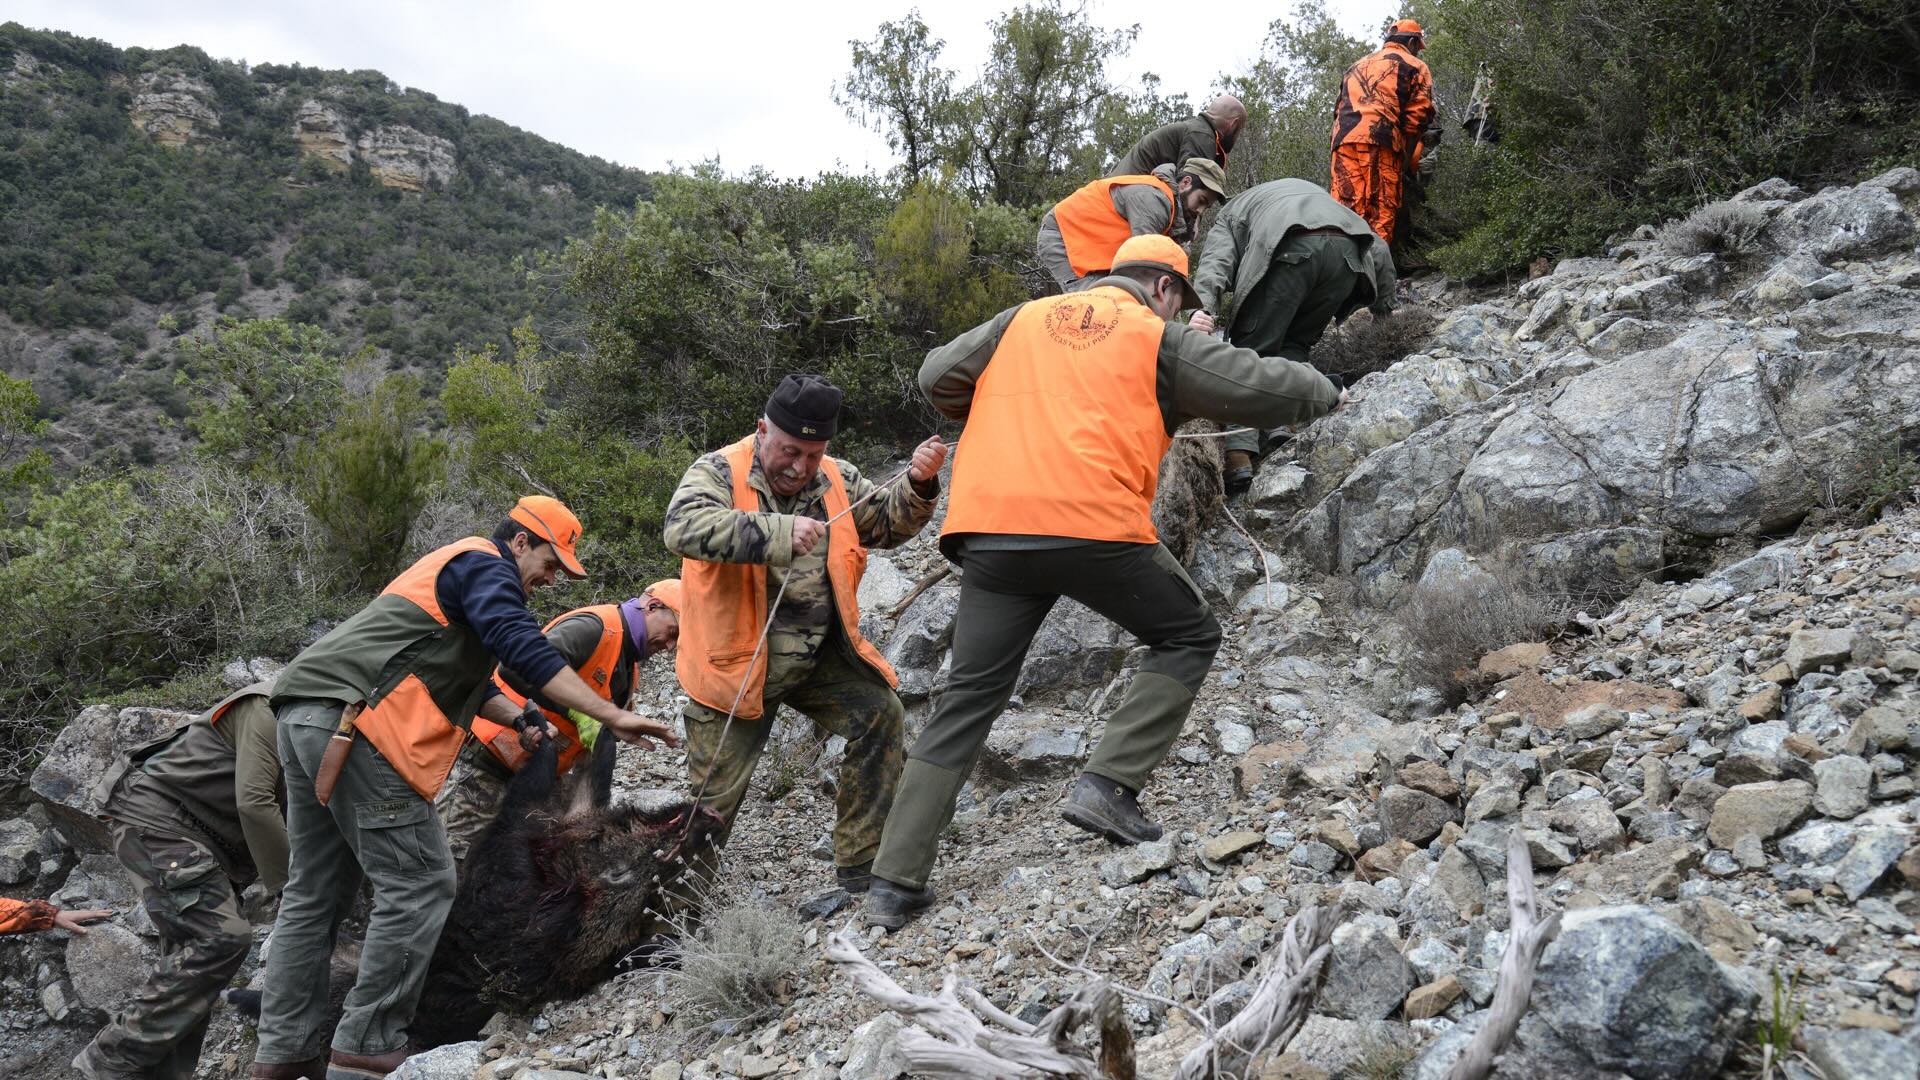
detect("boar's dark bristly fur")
[415,735,722,1047]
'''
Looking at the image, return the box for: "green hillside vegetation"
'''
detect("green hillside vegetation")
[0,21,649,460]
[0,0,1914,777]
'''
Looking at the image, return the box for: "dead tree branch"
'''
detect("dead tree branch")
[1442,829,1563,1080]
[888,564,954,619]
[827,929,1120,1078]
[1173,904,1339,1080]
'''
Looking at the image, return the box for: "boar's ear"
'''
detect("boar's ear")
[504,738,562,813]
[588,732,617,809]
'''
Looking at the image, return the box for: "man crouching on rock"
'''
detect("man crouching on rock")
[865,234,1344,930]
[435,581,684,873]
[71,680,286,1080]
[658,374,944,938]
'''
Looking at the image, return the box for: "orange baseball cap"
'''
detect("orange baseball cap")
[643,578,682,612]
[1391,18,1425,39]
[1110,234,1203,310]
[508,495,586,576]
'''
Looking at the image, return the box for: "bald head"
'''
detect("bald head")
[1203,94,1247,139]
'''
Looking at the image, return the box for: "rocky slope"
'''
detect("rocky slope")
[4,168,1919,1080]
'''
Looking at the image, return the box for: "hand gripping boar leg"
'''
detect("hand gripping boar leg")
[415,736,723,1046]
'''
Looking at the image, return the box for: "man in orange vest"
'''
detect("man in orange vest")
[1036,157,1228,293]
[1330,18,1436,246]
[864,235,1345,929]
[662,374,944,917]
[250,497,677,1080]
[435,581,684,870]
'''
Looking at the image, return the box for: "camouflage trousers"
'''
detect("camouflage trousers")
[76,781,253,1080]
[665,643,904,917]
[433,746,510,872]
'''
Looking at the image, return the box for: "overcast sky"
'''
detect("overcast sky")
[13,1,1400,177]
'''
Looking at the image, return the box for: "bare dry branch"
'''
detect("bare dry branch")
[1441,829,1563,1080]
[1173,904,1340,1080]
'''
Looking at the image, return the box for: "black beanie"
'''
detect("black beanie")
[765,374,842,440]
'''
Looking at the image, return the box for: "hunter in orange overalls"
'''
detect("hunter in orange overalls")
[1330,19,1436,246]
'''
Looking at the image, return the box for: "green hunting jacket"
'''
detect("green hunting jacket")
[1192,179,1396,326]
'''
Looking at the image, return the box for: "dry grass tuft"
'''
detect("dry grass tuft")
[1311,307,1439,385]
[1654,200,1769,257]
[666,889,808,1029]
[1395,560,1570,700]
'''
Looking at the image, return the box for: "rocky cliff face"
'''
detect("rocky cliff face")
[1252,168,1920,613]
[289,98,456,191]
[125,71,219,149]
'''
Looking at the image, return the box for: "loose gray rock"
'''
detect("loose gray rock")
[1563,704,1626,740]
[1706,780,1812,848]
[389,1042,486,1080]
[1378,785,1455,844]
[1783,628,1857,677]
[1550,790,1626,854]
[1807,1027,1920,1080]
[1508,906,1756,1079]
[840,1013,907,1080]
[1812,756,1872,819]
[1318,914,1413,1020]
[1835,827,1908,900]
[1099,840,1176,887]
[67,921,155,1011]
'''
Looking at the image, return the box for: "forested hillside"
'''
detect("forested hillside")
[0,22,650,466]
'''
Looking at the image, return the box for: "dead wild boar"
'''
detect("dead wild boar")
[413,735,723,1046]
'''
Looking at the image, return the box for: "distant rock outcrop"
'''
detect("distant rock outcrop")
[126,71,219,148]
[289,99,454,191]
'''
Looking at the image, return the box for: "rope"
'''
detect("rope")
[684,464,918,812]
[1173,427,1257,440]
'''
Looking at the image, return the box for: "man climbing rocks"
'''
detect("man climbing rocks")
[1330,18,1435,246]
[1037,158,1229,293]
[250,496,676,1080]
[1191,178,1397,493]
[72,681,288,1080]
[1109,94,1247,176]
[864,235,1345,930]
[436,581,684,871]
[661,375,944,927]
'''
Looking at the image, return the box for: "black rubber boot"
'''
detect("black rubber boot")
[863,877,936,931]
[1061,772,1163,844]
[836,860,874,894]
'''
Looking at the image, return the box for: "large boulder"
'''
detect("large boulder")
[31,705,192,850]
[1503,906,1755,1079]
[1288,309,1920,604]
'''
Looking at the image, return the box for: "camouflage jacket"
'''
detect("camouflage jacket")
[664,436,938,698]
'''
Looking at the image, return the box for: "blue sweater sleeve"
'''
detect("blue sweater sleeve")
[436,545,569,691]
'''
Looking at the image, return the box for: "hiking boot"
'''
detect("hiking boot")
[326,1048,409,1079]
[247,1057,327,1080]
[836,860,874,894]
[863,878,936,931]
[1225,450,1255,495]
[71,1045,141,1080]
[1061,772,1162,845]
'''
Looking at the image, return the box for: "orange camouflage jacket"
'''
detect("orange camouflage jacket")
[1331,41,1436,160]
[0,896,58,935]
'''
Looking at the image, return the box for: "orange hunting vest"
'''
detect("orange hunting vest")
[474,604,630,775]
[1055,174,1175,278]
[343,536,501,800]
[677,437,897,721]
[941,285,1173,547]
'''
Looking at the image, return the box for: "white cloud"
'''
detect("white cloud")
[11,0,1399,176]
